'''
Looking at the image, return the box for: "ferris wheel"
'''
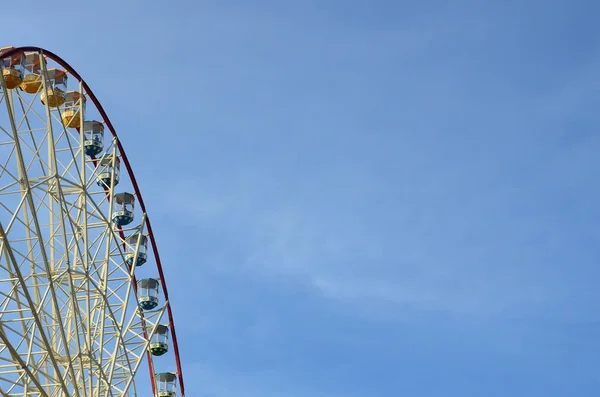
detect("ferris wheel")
[0,46,186,397]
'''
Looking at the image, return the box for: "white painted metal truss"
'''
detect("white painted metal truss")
[0,54,166,397]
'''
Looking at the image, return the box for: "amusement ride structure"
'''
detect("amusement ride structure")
[0,46,185,397]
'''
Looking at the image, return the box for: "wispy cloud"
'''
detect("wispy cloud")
[157,164,571,321]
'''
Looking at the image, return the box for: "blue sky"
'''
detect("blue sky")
[4,0,600,395]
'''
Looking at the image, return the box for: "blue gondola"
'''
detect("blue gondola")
[84,121,104,156]
[138,278,159,310]
[112,192,135,226]
[96,155,120,188]
[125,234,148,266]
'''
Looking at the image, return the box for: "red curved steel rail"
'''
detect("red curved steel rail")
[1,46,186,397]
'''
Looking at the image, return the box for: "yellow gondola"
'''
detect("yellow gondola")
[40,68,67,107]
[0,46,25,90]
[20,53,45,93]
[61,91,86,128]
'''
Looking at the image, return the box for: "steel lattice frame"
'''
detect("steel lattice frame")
[0,47,185,397]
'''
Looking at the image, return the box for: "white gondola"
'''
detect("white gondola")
[155,373,177,397]
[150,325,169,356]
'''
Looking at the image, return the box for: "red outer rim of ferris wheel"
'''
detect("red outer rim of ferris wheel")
[1,46,186,397]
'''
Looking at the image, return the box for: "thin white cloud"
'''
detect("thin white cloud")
[156,167,563,321]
